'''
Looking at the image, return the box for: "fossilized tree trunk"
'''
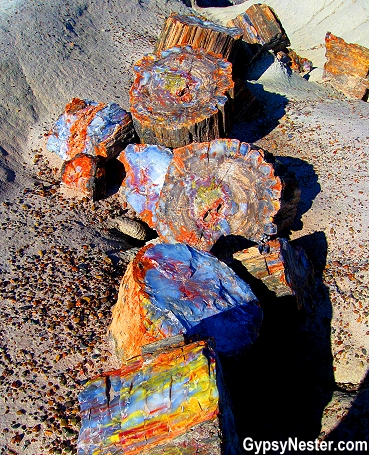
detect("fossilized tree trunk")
[155,13,243,63]
[130,45,234,148]
[109,242,262,360]
[323,32,369,100]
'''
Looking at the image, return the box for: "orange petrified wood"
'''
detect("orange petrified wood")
[323,32,369,100]
[61,153,106,200]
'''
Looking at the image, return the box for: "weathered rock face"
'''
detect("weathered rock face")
[77,340,240,455]
[227,3,290,58]
[117,143,173,227]
[323,32,369,100]
[61,153,106,200]
[109,242,262,360]
[155,12,243,63]
[130,45,234,148]
[46,98,135,161]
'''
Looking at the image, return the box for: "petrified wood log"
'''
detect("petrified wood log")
[227,4,290,60]
[323,32,369,100]
[130,45,234,148]
[78,340,240,455]
[155,13,243,63]
[234,238,315,313]
[155,139,288,251]
[109,242,262,360]
[61,153,105,200]
[46,98,135,161]
[117,143,173,227]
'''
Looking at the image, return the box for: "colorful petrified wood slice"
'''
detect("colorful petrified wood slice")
[46,97,135,161]
[109,242,262,360]
[77,340,239,455]
[130,45,234,148]
[117,143,173,227]
[155,138,283,251]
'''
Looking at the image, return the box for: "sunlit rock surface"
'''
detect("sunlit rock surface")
[46,98,135,161]
[109,242,262,360]
[77,340,240,455]
[323,32,369,100]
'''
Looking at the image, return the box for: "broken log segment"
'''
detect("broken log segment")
[117,143,173,227]
[130,45,234,148]
[155,139,287,251]
[77,340,240,455]
[227,4,290,60]
[46,97,136,161]
[109,242,262,360]
[234,238,315,313]
[323,32,369,100]
[61,153,106,201]
[155,13,243,63]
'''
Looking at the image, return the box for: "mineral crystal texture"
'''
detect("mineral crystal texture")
[46,98,135,160]
[61,153,106,200]
[109,242,262,360]
[323,32,369,100]
[117,143,173,227]
[155,139,283,250]
[77,341,239,455]
[130,45,234,148]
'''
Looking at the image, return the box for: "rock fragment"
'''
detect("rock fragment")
[77,340,240,455]
[46,98,136,161]
[61,154,106,200]
[323,32,369,100]
[227,4,290,60]
[155,12,243,62]
[109,242,262,360]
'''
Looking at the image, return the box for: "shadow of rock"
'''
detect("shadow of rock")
[274,155,321,233]
[325,370,369,447]
[230,85,289,143]
[218,231,334,445]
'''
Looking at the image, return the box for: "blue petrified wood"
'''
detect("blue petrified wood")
[109,242,263,360]
[46,98,135,161]
[77,340,241,455]
[117,143,173,227]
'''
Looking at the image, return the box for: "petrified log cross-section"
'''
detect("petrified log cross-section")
[155,13,243,63]
[130,45,234,148]
[109,242,262,360]
[155,139,288,251]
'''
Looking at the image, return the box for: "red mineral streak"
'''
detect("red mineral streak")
[68,102,105,159]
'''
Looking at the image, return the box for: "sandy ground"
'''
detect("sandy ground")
[0,0,369,454]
